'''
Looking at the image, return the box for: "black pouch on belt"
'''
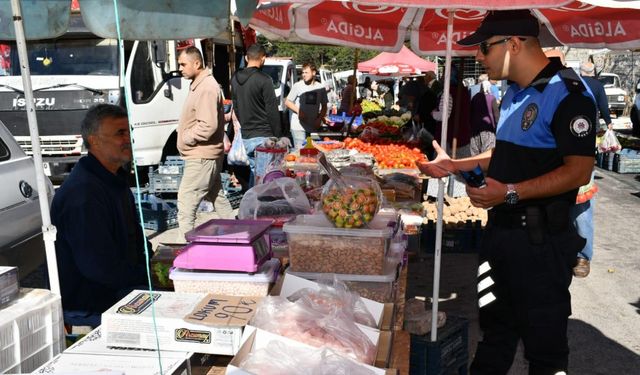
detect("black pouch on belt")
[525,206,545,245]
[544,201,571,234]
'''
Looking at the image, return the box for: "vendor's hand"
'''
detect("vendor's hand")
[416,140,455,178]
[466,177,506,209]
[276,137,292,149]
[607,123,613,130]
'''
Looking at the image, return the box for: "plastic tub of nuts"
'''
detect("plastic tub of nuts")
[170,258,280,296]
[283,214,394,275]
[286,260,399,303]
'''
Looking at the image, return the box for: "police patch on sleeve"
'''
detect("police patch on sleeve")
[521,103,538,131]
[569,115,592,138]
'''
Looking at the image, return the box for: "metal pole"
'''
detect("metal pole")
[431,8,456,342]
[10,0,60,295]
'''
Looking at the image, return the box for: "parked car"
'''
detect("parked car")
[0,120,54,277]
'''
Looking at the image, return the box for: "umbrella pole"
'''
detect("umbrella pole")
[10,0,60,295]
[431,8,456,342]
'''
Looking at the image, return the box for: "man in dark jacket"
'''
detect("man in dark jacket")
[231,44,285,189]
[579,62,612,130]
[51,104,147,321]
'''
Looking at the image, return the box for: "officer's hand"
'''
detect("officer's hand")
[417,140,454,178]
[466,177,506,209]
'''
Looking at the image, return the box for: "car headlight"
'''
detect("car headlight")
[617,95,625,102]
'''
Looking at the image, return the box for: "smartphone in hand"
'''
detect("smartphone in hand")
[460,165,487,188]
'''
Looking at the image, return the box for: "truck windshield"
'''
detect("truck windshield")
[261,65,283,90]
[597,75,617,87]
[0,38,118,77]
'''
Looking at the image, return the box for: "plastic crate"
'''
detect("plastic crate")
[0,289,65,374]
[139,199,178,232]
[420,220,483,255]
[221,172,243,209]
[613,149,640,173]
[410,315,469,375]
[148,168,182,193]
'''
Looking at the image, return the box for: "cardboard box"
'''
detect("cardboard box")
[227,326,394,375]
[66,326,193,358]
[102,290,260,355]
[33,352,189,375]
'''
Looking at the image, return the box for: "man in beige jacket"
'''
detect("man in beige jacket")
[176,46,232,241]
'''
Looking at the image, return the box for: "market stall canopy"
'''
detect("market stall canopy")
[0,0,259,41]
[358,45,436,75]
[251,1,640,55]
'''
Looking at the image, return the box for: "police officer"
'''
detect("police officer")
[418,10,596,375]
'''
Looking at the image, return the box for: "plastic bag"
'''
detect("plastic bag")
[287,278,377,328]
[239,340,376,375]
[238,177,312,220]
[250,296,376,364]
[228,121,249,166]
[598,129,622,153]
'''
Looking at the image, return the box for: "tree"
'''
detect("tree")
[256,35,378,71]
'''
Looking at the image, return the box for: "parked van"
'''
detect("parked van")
[0,120,54,276]
[263,57,297,112]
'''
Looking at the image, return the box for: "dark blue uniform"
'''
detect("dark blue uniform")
[471,62,596,375]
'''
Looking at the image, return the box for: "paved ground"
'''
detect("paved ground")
[18,144,640,374]
[407,166,640,374]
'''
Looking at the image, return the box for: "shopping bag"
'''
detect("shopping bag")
[227,123,249,166]
[598,129,622,153]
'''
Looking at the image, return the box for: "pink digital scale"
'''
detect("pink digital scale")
[173,219,274,273]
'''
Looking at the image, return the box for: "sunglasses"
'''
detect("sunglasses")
[479,37,526,55]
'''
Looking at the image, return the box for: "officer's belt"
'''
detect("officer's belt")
[488,203,571,234]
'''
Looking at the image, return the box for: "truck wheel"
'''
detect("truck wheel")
[161,131,179,163]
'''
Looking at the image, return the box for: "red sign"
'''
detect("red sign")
[251,4,292,37]
[412,9,485,56]
[296,3,416,51]
[537,2,640,49]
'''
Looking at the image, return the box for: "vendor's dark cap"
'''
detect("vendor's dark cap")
[458,10,540,46]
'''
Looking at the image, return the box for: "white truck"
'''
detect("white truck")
[598,72,629,118]
[0,13,235,181]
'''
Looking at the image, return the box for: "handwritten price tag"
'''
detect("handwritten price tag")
[185,295,262,327]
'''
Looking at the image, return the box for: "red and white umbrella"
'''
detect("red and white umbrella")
[252,1,640,53]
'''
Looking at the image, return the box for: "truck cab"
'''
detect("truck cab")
[263,58,296,112]
[598,73,629,118]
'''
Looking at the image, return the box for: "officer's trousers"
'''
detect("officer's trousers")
[470,213,584,375]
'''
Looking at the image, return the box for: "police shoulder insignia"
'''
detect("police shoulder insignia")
[521,103,538,131]
[569,115,592,138]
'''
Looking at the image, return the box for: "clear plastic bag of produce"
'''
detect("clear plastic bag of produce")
[320,175,382,228]
[228,125,250,166]
[239,177,312,220]
[250,296,377,364]
[287,278,377,328]
[598,129,622,153]
[239,340,377,375]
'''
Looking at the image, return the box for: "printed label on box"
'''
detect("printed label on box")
[116,292,161,314]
